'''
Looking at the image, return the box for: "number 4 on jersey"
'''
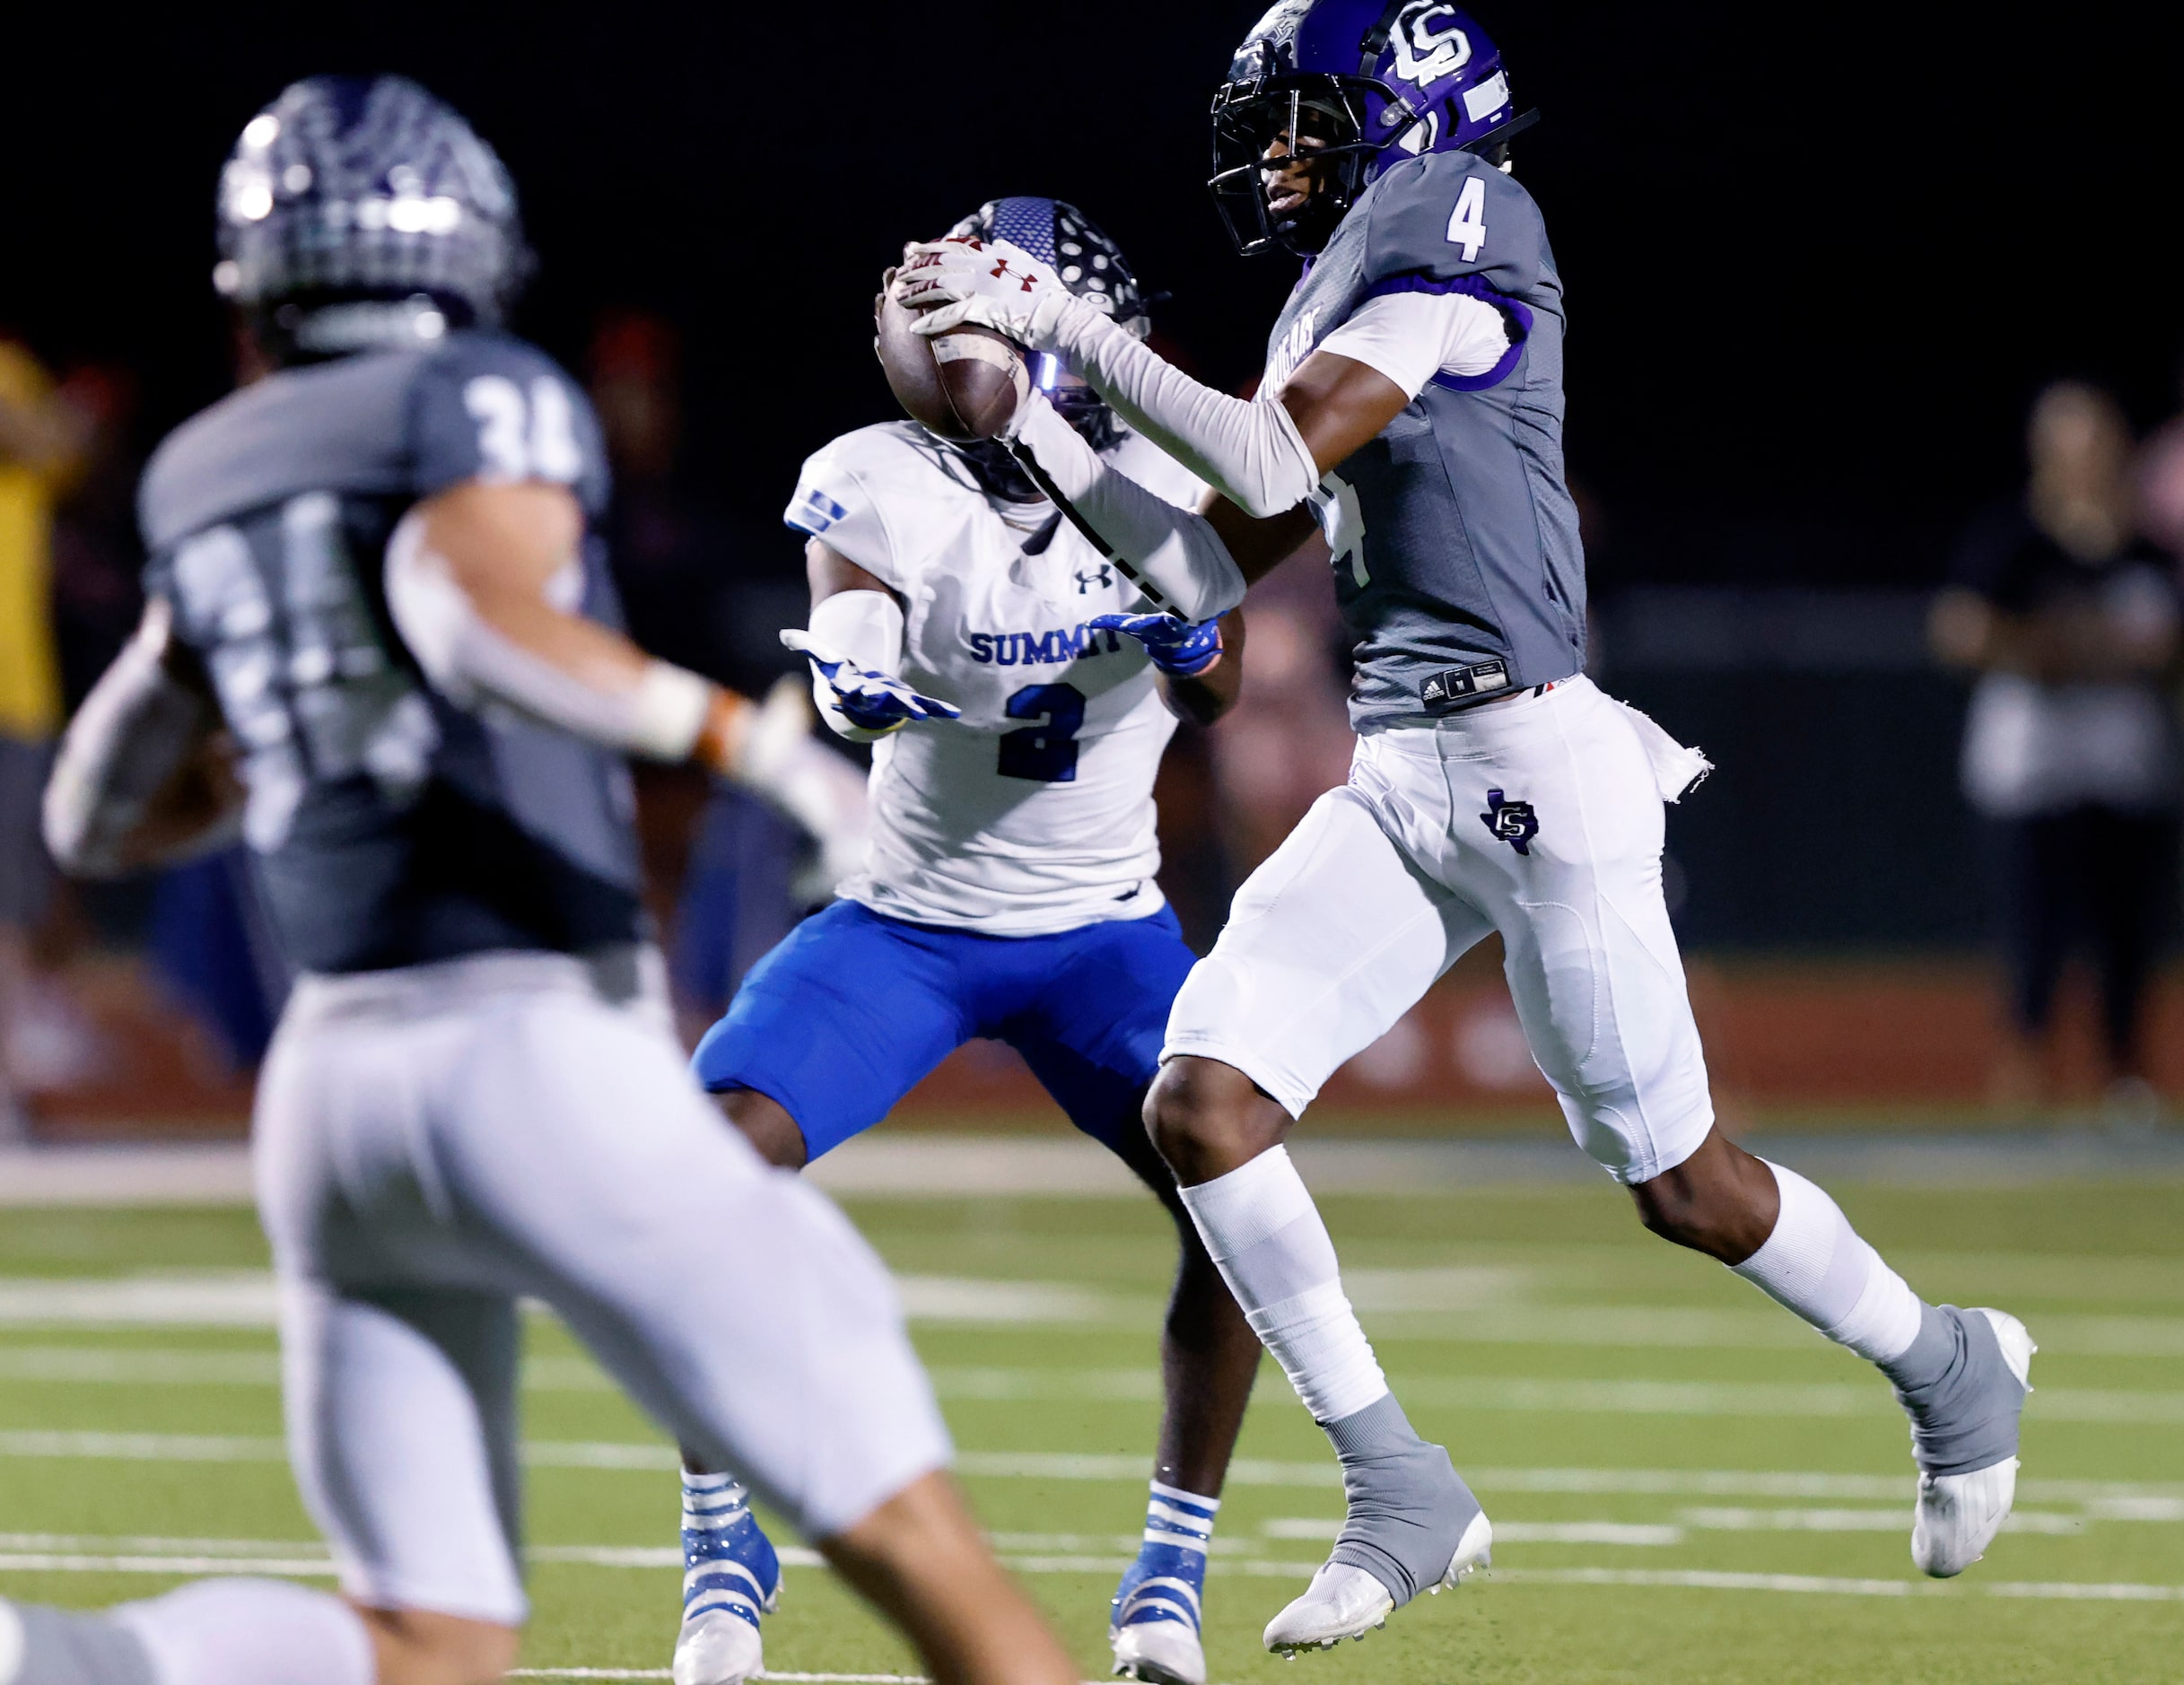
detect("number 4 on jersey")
[1446,176,1488,263]
[1309,472,1367,589]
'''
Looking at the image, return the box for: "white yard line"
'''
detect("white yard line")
[1680,1506,2083,1535]
[512,1674,945,1683]
[4,1435,2180,1511]
[0,1552,335,1576]
[7,1268,2184,1357]
[0,1276,1131,1332]
[1498,1567,2184,1601]
[6,1532,2180,1611]
[9,1133,2184,1211]
[9,1344,2183,1426]
[0,1276,280,1328]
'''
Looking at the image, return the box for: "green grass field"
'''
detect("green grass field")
[2,1175,2180,1683]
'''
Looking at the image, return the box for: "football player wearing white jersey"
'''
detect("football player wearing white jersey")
[668,200,1261,1685]
[887,0,2036,1664]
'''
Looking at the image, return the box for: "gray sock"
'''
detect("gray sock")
[1321,1393,1483,1607]
[2,1602,158,1685]
[1878,1304,2027,1477]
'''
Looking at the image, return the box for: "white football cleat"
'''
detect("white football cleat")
[1111,1614,1206,1685]
[1262,1510,1492,1654]
[672,1607,764,1685]
[1911,1308,2036,1578]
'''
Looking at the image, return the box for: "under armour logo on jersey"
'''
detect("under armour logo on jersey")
[1076,564,1114,594]
[1480,789,1539,855]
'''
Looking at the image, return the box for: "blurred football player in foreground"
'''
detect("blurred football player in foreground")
[671,199,1254,1685]
[892,0,2034,1657]
[1,75,1076,1685]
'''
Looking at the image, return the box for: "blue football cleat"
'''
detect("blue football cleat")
[1110,1540,1208,1685]
[674,1472,782,1685]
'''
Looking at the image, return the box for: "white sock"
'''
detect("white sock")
[1176,1147,1389,1423]
[1141,1480,1219,1557]
[111,1579,375,1685]
[1731,1161,1926,1362]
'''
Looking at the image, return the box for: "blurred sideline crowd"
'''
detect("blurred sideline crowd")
[6,314,2184,1135]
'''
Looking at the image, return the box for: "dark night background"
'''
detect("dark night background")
[6,1,2184,956]
[4,1,2181,589]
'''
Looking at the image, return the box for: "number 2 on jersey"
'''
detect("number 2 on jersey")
[998,683,1085,783]
[1446,176,1488,263]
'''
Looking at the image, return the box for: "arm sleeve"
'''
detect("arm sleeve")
[1012,395,1246,622]
[1315,291,1516,400]
[782,440,904,589]
[804,588,908,743]
[1044,307,1323,519]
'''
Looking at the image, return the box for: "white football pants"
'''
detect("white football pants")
[1166,676,1716,1183]
[252,947,948,1626]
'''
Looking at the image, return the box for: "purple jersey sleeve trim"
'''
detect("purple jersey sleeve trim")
[1358,272,1534,393]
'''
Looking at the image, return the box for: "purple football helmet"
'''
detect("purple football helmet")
[1210,0,1538,256]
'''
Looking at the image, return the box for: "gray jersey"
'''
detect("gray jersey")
[1264,152,1586,729]
[138,330,642,974]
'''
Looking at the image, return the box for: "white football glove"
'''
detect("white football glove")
[890,235,1087,354]
[780,629,961,737]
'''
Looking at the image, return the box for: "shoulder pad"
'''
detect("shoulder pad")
[407,331,610,516]
[1361,153,1551,299]
[784,423,966,587]
[139,351,426,552]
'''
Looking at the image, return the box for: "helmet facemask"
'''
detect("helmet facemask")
[1210,76,1388,258]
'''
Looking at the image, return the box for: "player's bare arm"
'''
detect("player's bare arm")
[1931,583,2179,684]
[789,535,963,742]
[1153,607,1246,727]
[393,477,748,764]
[393,477,868,886]
[42,594,246,877]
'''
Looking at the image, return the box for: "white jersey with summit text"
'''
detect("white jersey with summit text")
[785,422,1204,937]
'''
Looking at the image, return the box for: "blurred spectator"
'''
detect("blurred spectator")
[1930,382,2180,1120]
[0,333,92,1137]
[2138,364,2184,562]
[588,310,807,1020]
[48,363,145,708]
[591,312,728,682]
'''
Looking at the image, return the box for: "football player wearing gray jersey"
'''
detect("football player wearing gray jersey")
[892,0,2035,1661]
[1,75,1083,1685]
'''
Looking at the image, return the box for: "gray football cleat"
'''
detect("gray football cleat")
[1904,1307,2036,1576]
[1262,1511,1492,1654]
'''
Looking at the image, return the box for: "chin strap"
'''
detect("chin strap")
[1001,439,1179,618]
[1000,395,1248,624]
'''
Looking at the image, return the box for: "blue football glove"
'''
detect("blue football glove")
[780,629,962,734]
[1087,613,1225,678]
